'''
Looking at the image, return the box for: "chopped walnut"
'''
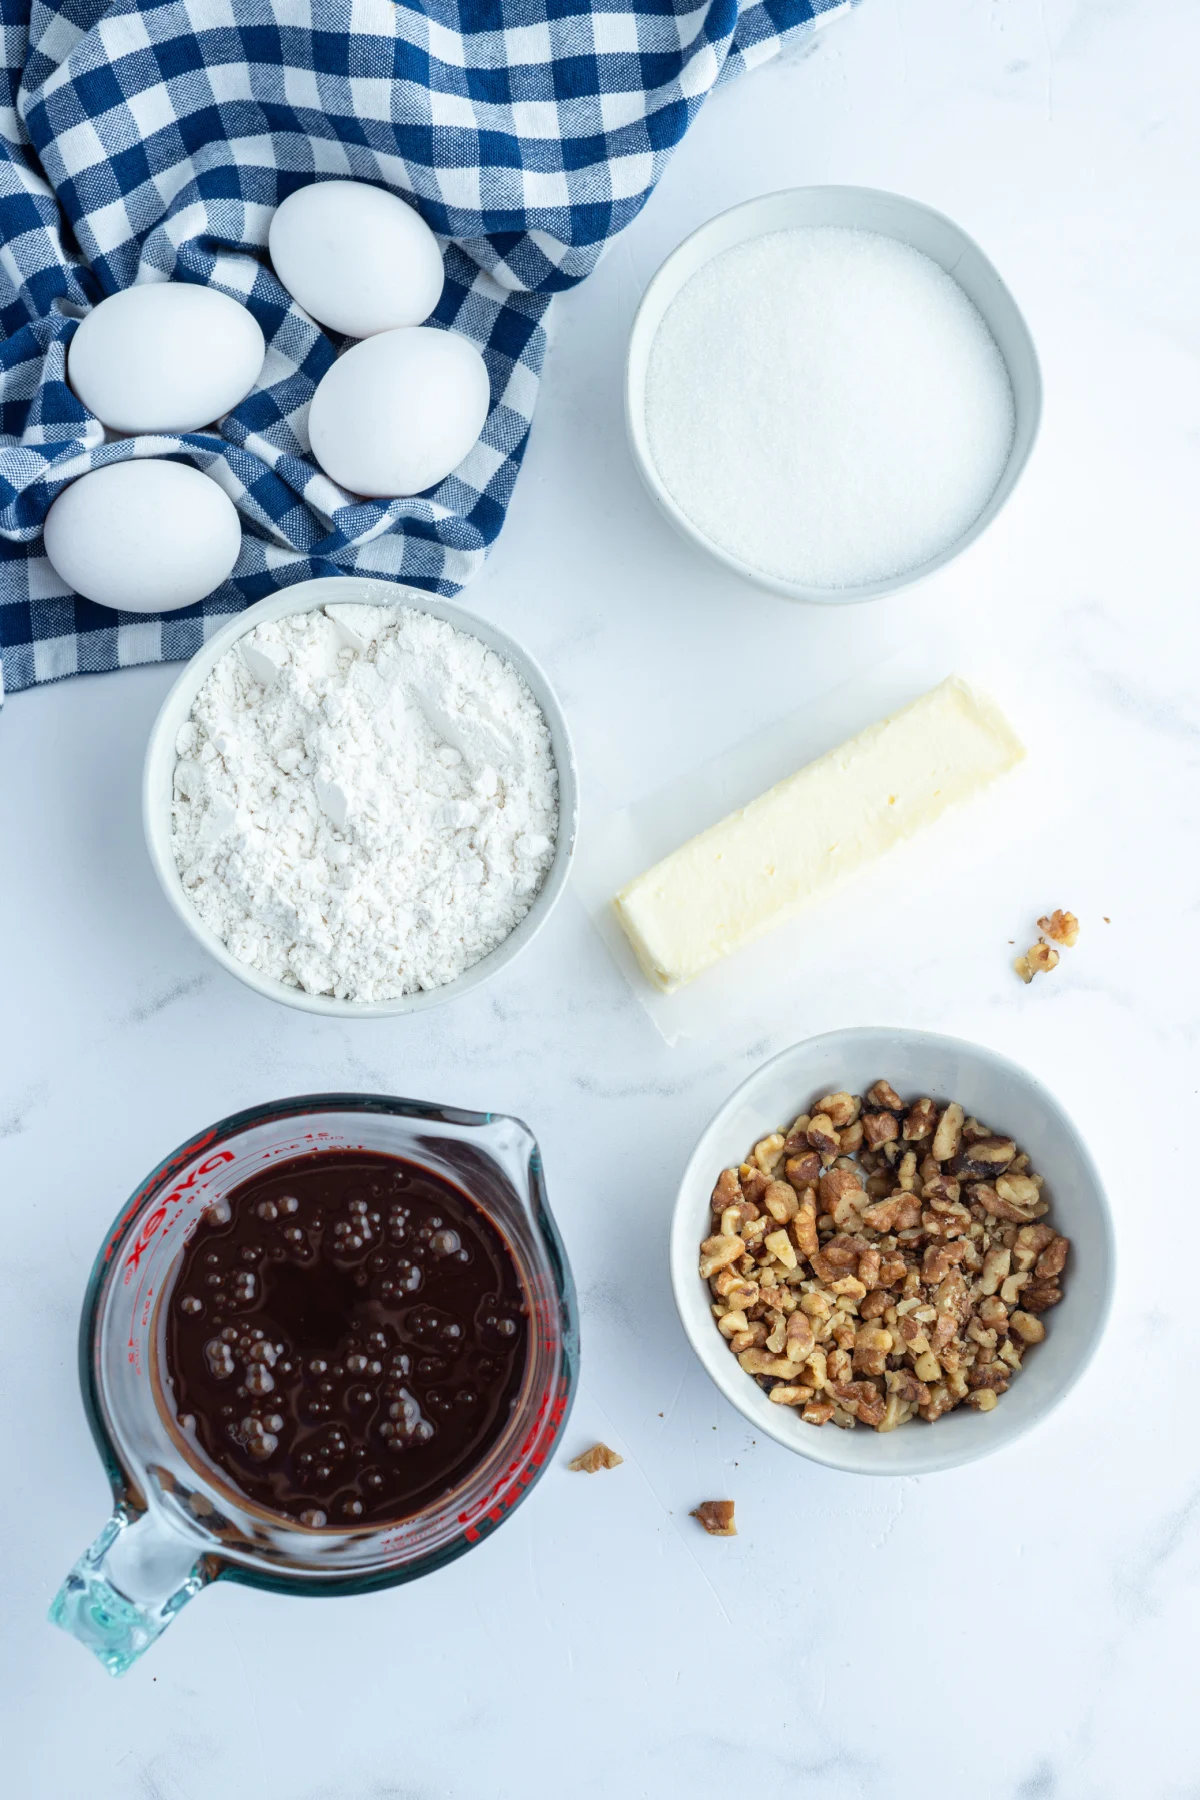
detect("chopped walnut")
[1038,910,1080,948]
[1014,940,1060,983]
[866,1080,904,1111]
[691,1500,736,1536]
[931,1102,964,1163]
[862,1110,900,1150]
[903,1097,938,1141]
[816,1092,861,1129]
[701,1082,1067,1435]
[568,1443,624,1473]
[806,1114,840,1160]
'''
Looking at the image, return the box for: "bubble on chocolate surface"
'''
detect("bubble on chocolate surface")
[202,1197,232,1227]
[380,1388,435,1449]
[180,1295,203,1316]
[242,1418,279,1460]
[204,1338,236,1380]
[298,1508,327,1528]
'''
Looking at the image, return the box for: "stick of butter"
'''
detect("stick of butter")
[613,676,1024,993]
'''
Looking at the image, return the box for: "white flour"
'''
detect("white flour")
[171,604,559,1001]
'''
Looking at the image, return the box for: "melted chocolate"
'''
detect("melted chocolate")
[165,1152,528,1527]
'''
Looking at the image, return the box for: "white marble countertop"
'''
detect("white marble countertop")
[3,1,1198,1793]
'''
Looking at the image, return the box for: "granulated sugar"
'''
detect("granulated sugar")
[644,227,1016,589]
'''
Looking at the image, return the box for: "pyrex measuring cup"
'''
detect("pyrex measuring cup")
[50,1094,578,1675]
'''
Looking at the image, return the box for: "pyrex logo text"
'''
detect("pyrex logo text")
[122,1151,235,1281]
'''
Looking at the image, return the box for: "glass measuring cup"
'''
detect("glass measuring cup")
[50,1094,579,1675]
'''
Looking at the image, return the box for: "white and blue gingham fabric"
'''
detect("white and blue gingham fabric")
[0,0,845,697]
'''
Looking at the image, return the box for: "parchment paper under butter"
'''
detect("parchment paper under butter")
[571,647,1042,1046]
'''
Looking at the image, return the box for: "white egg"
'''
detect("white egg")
[43,460,242,612]
[268,180,444,338]
[67,285,266,435]
[308,326,490,498]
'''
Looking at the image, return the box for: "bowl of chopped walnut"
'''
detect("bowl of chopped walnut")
[671,1028,1114,1475]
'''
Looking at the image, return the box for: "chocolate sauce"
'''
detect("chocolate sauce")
[165,1152,528,1527]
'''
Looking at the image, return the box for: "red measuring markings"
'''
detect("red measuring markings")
[457,1379,569,1543]
[121,1149,236,1283]
[103,1125,222,1264]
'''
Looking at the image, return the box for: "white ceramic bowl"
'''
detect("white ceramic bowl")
[143,577,578,1017]
[671,1028,1113,1476]
[626,186,1043,604]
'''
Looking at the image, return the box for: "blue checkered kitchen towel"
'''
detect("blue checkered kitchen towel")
[0,0,845,697]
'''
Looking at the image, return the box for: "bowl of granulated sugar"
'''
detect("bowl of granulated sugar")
[626,187,1041,603]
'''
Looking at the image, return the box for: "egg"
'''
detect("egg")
[268,180,444,338]
[67,285,266,435]
[308,326,490,498]
[43,460,242,612]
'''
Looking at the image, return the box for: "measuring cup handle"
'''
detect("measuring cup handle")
[48,1504,212,1676]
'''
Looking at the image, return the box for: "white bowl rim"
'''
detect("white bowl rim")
[669,1025,1115,1476]
[142,576,578,1018]
[625,184,1044,606]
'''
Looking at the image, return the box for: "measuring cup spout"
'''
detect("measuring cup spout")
[49,1504,212,1676]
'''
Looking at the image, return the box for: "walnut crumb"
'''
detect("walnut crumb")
[1038,910,1080,948]
[1014,940,1059,983]
[568,1442,623,1474]
[691,1499,737,1536]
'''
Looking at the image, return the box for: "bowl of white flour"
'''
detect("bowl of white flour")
[625,186,1042,604]
[143,578,577,1014]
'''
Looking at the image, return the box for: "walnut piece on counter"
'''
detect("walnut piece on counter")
[1038,910,1080,948]
[691,1500,737,1536]
[1014,941,1060,983]
[701,1083,1069,1434]
[568,1442,624,1473]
